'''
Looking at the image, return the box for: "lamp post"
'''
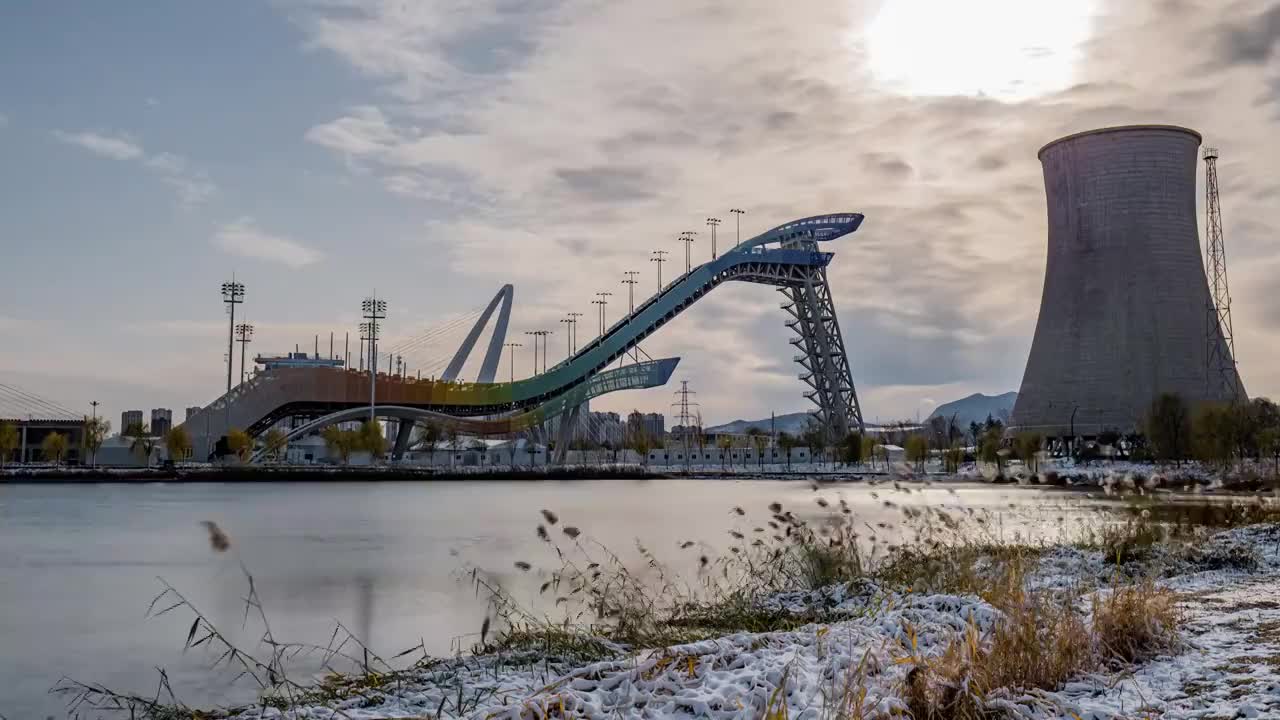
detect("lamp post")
[567,312,583,353]
[560,317,574,357]
[706,217,721,259]
[235,323,254,385]
[361,296,387,422]
[359,323,372,375]
[650,250,669,293]
[504,342,522,383]
[730,208,745,245]
[591,300,604,338]
[594,292,612,336]
[220,277,245,435]
[524,331,540,374]
[1069,405,1078,457]
[534,330,552,373]
[678,231,697,274]
[89,400,99,468]
[622,271,640,314]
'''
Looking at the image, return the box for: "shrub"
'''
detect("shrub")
[42,432,69,465]
[902,568,1181,719]
[904,435,928,471]
[164,426,193,464]
[943,443,963,474]
[1096,516,1167,565]
[1014,432,1042,472]
[226,428,252,462]
[1091,580,1181,663]
[902,564,1092,719]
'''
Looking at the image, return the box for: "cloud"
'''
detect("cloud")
[123,320,226,338]
[304,105,400,160]
[160,173,217,208]
[975,153,1008,171]
[53,131,216,207]
[213,218,324,268]
[143,152,217,206]
[0,113,8,128]
[861,152,914,180]
[53,130,144,160]
[1214,3,1280,66]
[289,0,1280,420]
[554,166,657,203]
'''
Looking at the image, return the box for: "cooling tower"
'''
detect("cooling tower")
[1010,125,1245,437]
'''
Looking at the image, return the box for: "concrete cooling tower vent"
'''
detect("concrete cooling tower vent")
[1009,124,1245,437]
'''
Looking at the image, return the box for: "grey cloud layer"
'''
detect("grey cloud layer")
[290,0,1280,420]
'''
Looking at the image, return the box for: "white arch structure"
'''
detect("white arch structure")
[441,284,513,383]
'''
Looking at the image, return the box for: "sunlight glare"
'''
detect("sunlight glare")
[864,0,1097,101]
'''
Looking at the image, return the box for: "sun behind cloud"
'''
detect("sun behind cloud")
[862,0,1098,102]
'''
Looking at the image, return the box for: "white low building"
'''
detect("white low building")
[647,445,810,466]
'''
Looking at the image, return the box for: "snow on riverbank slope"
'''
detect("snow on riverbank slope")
[224,525,1280,719]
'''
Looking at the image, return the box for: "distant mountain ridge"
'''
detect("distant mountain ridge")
[707,394,1015,436]
[927,392,1017,428]
[705,411,812,435]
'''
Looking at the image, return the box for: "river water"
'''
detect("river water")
[1,479,1114,718]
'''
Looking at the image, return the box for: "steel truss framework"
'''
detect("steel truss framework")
[1202,149,1241,403]
[646,254,863,441]
[780,267,862,441]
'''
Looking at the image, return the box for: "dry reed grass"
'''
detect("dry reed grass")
[62,489,1250,720]
[897,563,1180,719]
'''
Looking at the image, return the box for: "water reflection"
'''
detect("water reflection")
[0,479,1175,718]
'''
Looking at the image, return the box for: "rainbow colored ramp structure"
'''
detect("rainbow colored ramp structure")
[182,213,866,461]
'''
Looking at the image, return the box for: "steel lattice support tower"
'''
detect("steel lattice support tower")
[776,239,863,441]
[1203,147,1240,403]
[671,380,698,468]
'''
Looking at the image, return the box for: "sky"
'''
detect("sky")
[1,0,1278,431]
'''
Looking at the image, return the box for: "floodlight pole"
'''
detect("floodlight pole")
[595,292,612,335]
[567,312,583,352]
[362,295,387,422]
[679,231,697,274]
[650,250,669,294]
[235,323,255,385]
[504,342,522,383]
[525,331,540,374]
[622,271,640,314]
[534,330,552,372]
[89,400,99,467]
[730,208,745,246]
[220,277,245,436]
[706,217,721,259]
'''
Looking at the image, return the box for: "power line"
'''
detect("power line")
[384,307,485,355]
[0,383,81,420]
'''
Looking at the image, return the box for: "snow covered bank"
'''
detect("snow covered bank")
[202,524,1280,719]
